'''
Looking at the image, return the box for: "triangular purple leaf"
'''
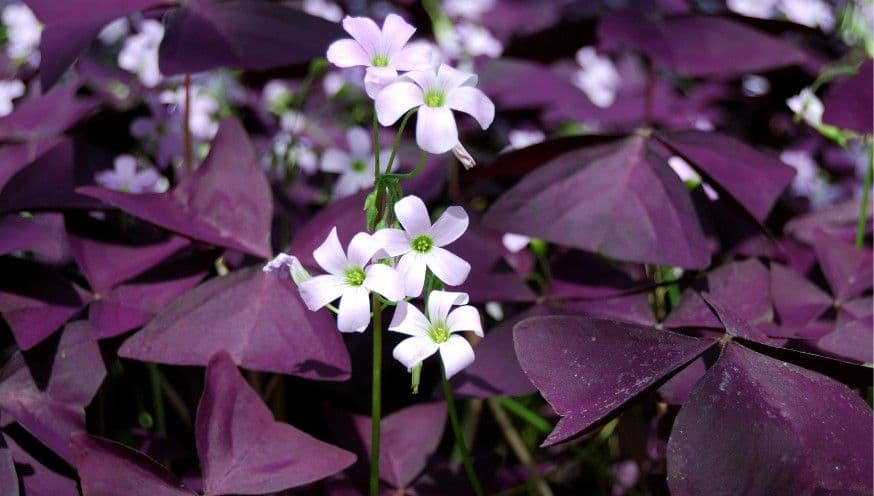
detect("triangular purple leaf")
[822,59,873,135]
[769,263,833,326]
[513,315,716,446]
[0,434,16,496]
[812,235,873,301]
[0,213,68,261]
[0,139,62,194]
[196,352,355,494]
[667,343,873,495]
[0,82,97,142]
[817,314,873,364]
[6,432,78,495]
[119,267,351,380]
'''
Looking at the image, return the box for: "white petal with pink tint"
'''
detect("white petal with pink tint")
[388,302,431,336]
[416,105,458,154]
[299,274,346,311]
[394,195,432,235]
[393,336,440,369]
[313,227,348,274]
[326,39,370,67]
[447,305,483,337]
[427,290,469,323]
[375,81,424,125]
[364,263,405,302]
[430,206,469,246]
[337,285,371,332]
[447,86,495,129]
[426,247,471,286]
[439,335,475,378]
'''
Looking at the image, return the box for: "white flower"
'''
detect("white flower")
[326,14,432,98]
[273,132,318,175]
[298,227,405,332]
[98,17,130,45]
[118,19,164,88]
[572,47,620,108]
[786,87,824,126]
[373,195,471,297]
[780,149,842,208]
[160,86,220,140]
[303,0,343,22]
[727,0,778,18]
[447,22,503,59]
[741,75,770,97]
[279,110,310,135]
[506,129,545,150]
[262,80,292,112]
[321,127,387,198]
[667,156,702,185]
[95,155,169,194]
[389,290,482,378]
[0,79,25,116]
[443,0,495,21]
[501,233,530,253]
[263,253,311,284]
[2,3,41,63]
[779,0,835,31]
[375,64,494,154]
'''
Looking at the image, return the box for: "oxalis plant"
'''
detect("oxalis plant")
[0,0,872,496]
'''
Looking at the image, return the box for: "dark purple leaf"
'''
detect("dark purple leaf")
[478,58,584,110]
[0,82,98,142]
[817,314,873,363]
[158,0,343,75]
[78,118,273,258]
[667,343,873,496]
[548,251,649,300]
[0,434,16,496]
[0,321,106,461]
[71,434,196,496]
[196,352,355,494]
[0,213,68,262]
[0,257,91,349]
[655,131,795,222]
[0,139,62,194]
[812,235,873,301]
[657,355,709,405]
[700,292,781,345]
[598,12,807,77]
[769,263,833,326]
[454,220,536,303]
[785,200,871,245]
[6,433,78,495]
[290,192,367,269]
[513,315,716,446]
[564,293,658,327]
[823,60,873,135]
[485,136,710,269]
[119,267,351,380]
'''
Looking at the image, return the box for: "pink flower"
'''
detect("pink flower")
[298,227,405,332]
[95,155,168,194]
[375,64,494,154]
[373,195,470,297]
[389,290,482,378]
[326,14,431,98]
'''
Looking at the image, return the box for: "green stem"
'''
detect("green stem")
[384,150,428,179]
[856,144,873,248]
[373,112,381,178]
[384,108,417,175]
[370,296,383,496]
[441,360,484,496]
[146,363,166,434]
[497,397,552,434]
[488,399,554,496]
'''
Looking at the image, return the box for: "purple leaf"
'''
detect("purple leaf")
[290,192,367,269]
[599,12,807,77]
[0,258,91,349]
[119,267,351,381]
[785,200,871,245]
[0,82,98,142]
[71,434,196,496]
[0,213,68,262]
[563,293,658,327]
[0,321,106,461]
[817,314,873,363]
[196,352,356,494]
[513,315,716,446]
[655,131,795,222]
[0,435,16,496]
[769,263,833,326]
[6,433,78,495]
[454,220,536,303]
[78,118,273,258]
[158,0,344,75]
[485,136,710,269]
[812,235,873,301]
[0,139,62,195]
[667,343,873,496]
[700,292,780,345]
[822,60,873,135]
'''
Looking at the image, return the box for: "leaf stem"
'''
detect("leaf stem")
[441,360,484,496]
[487,398,554,496]
[146,363,166,434]
[856,143,873,248]
[370,296,383,496]
[384,108,417,175]
[497,397,552,434]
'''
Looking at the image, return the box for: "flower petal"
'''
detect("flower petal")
[313,226,348,274]
[364,263,405,302]
[372,228,412,257]
[430,206,469,246]
[447,86,494,129]
[347,232,382,267]
[381,13,416,56]
[447,305,483,337]
[416,105,458,154]
[437,64,477,91]
[341,16,382,57]
[298,274,346,311]
[326,38,370,67]
[397,252,427,297]
[439,335,475,378]
[393,336,439,370]
[426,290,469,323]
[364,66,399,99]
[321,148,351,173]
[426,247,471,286]
[347,126,372,157]
[332,171,366,198]
[394,195,432,235]
[337,286,371,332]
[392,42,432,71]
[388,301,430,336]
[375,81,423,125]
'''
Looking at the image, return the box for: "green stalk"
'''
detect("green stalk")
[856,144,873,248]
[384,109,417,174]
[441,360,484,496]
[497,397,552,434]
[146,363,166,434]
[373,112,381,177]
[370,296,383,496]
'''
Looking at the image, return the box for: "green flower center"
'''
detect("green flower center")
[424,89,444,108]
[428,323,450,344]
[372,54,390,67]
[345,266,366,286]
[411,234,433,253]
[351,159,367,172]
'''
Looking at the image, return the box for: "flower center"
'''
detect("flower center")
[411,234,433,253]
[344,266,366,286]
[428,323,450,344]
[372,54,389,67]
[351,159,367,172]
[424,89,444,108]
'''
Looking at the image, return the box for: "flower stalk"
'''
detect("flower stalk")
[441,359,484,496]
[856,143,873,248]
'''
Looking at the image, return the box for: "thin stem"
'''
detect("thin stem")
[146,363,166,434]
[183,74,192,175]
[497,397,552,434]
[441,360,484,496]
[856,144,873,248]
[373,112,381,178]
[370,296,384,496]
[384,150,428,179]
[384,108,417,175]
[488,399,554,496]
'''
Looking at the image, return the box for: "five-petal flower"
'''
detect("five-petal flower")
[299,227,405,332]
[389,290,482,378]
[374,195,471,297]
[375,64,495,154]
[321,127,390,198]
